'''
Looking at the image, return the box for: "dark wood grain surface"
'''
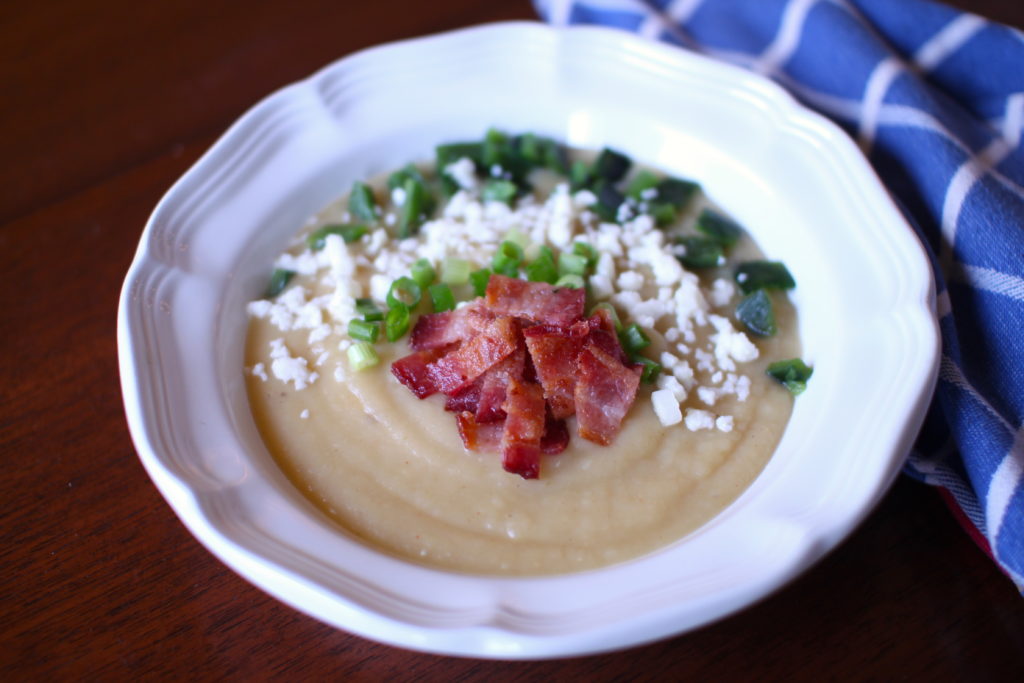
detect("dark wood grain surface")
[3,0,1022,679]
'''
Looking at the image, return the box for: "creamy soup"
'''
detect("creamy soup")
[245,136,803,575]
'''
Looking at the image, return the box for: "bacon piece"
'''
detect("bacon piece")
[485,274,585,326]
[574,343,641,446]
[584,308,629,364]
[390,348,447,398]
[522,324,585,419]
[455,412,504,453]
[540,410,569,455]
[410,300,492,350]
[475,347,525,423]
[427,316,519,395]
[500,377,546,479]
[444,381,481,413]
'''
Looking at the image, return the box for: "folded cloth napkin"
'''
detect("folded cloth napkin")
[534,0,1024,591]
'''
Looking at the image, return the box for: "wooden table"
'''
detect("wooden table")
[3,1,1022,678]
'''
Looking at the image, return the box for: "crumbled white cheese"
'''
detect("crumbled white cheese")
[300,409,310,420]
[684,408,716,432]
[445,157,477,190]
[251,362,268,382]
[268,338,317,390]
[651,389,682,426]
[715,415,734,432]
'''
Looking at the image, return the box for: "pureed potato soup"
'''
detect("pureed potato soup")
[245,130,812,575]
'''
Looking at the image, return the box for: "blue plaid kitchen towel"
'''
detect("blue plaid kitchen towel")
[533,0,1024,590]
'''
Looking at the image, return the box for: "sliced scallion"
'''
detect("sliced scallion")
[347,318,380,343]
[410,258,436,289]
[649,202,678,227]
[592,181,625,222]
[386,276,422,309]
[348,181,378,223]
[765,358,813,395]
[558,252,589,277]
[307,223,368,250]
[428,282,456,312]
[355,297,384,322]
[656,177,700,207]
[734,261,796,295]
[636,357,662,384]
[482,179,518,204]
[385,304,411,342]
[347,341,380,371]
[626,170,660,199]
[736,289,777,336]
[440,258,471,285]
[554,273,585,289]
[397,177,429,239]
[492,240,524,277]
[572,241,598,270]
[569,160,591,191]
[526,246,558,284]
[618,323,651,354]
[470,268,492,297]
[265,268,295,298]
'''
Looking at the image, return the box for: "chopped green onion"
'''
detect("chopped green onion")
[428,282,456,312]
[397,177,429,239]
[504,228,531,250]
[569,160,591,191]
[482,127,510,167]
[695,209,744,246]
[265,268,295,298]
[676,235,725,269]
[734,261,796,294]
[347,318,380,343]
[618,323,651,354]
[387,163,427,190]
[589,302,622,332]
[492,240,524,277]
[385,304,411,342]
[554,274,585,289]
[766,358,813,395]
[635,357,662,384]
[593,147,631,182]
[386,276,422,309]
[470,268,492,297]
[736,289,777,336]
[526,246,558,284]
[410,258,436,289]
[347,341,380,371]
[348,181,378,223]
[355,297,384,322]
[558,252,589,277]
[656,178,700,207]
[626,170,661,199]
[436,142,484,170]
[440,258,471,285]
[483,179,518,204]
[572,241,598,270]
[307,223,368,250]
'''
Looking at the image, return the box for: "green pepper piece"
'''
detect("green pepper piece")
[265,268,295,298]
[734,260,796,294]
[695,209,744,246]
[348,181,378,223]
[736,289,777,336]
[656,177,700,207]
[766,358,814,395]
[675,235,724,269]
[593,147,631,182]
[626,170,661,199]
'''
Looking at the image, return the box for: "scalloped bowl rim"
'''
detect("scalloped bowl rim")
[118,22,939,658]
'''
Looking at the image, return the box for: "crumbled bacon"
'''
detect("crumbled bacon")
[575,343,641,446]
[485,274,585,326]
[391,279,640,479]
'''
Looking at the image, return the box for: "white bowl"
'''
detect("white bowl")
[118,22,939,658]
